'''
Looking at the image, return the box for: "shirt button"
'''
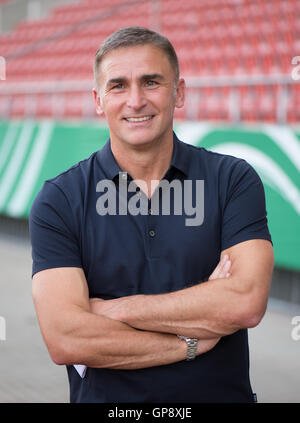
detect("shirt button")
[148,208,153,215]
[137,191,142,197]
[149,230,156,237]
[121,172,127,180]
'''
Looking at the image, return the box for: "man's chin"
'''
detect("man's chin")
[119,130,159,147]
[124,137,156,149]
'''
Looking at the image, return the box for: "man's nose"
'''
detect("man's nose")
[126,85,146,110]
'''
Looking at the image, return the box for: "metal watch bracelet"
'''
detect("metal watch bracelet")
[177,335,198,361]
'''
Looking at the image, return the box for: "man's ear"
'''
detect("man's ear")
[175,78,185,109]
[93,88,104,116]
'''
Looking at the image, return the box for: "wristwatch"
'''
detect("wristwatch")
[177,335,198,361]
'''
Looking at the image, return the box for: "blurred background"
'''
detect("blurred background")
[0,0,299,403]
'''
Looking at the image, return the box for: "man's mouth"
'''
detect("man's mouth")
[124,115,154,122]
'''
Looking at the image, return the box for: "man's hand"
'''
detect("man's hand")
[208,254,231,280]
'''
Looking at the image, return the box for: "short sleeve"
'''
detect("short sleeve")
[29,181,82,277]
[221,159,272,251]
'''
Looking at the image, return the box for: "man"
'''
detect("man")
[30,26,274,403]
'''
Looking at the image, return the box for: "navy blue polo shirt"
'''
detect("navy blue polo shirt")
[30,132,272,403]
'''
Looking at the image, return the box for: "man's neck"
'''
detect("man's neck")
[110,134,174,197]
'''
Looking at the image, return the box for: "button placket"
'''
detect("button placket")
[146,197,160,258]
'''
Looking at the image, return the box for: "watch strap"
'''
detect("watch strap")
[177,335,198,361]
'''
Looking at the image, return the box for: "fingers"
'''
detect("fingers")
[219,255,231,278]
[196,337,221,355]
[223,257,231,278]
[208,254,231,281]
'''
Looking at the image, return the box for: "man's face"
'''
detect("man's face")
[94,44,185,148]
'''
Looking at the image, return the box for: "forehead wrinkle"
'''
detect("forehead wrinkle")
[101,64,133,89]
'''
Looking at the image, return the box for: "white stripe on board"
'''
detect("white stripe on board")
[7,121,54,217]
[263,124,300,172]
[175,122,213,145]
[211,142,300,215]
[0,120,35,210]
[0,122,19,172]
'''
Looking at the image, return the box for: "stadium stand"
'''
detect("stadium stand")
[0,0,80,34]
[0,0,299,122]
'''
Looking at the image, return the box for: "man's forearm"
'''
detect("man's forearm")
[91,258,237,339]
[32,267,219,371]
[93,279,242,340]
[52,307,190,369]
[95,242,273,339]
[126,279,243,338]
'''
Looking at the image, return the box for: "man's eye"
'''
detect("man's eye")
[146,80,158,87]
[112,83,124,90]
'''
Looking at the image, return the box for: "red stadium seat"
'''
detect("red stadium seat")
[0,0,297,121]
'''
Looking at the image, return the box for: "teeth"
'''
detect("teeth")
[126,116,152,122]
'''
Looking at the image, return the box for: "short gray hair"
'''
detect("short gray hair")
[94,26,180,89]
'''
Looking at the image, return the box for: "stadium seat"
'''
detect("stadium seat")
[0,0,297,122]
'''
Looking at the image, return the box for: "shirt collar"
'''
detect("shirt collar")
[96,139,122,181]
[97,131,191,181]
[170,132,190,177]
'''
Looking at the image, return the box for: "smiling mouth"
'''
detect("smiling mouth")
[124,115,154,122]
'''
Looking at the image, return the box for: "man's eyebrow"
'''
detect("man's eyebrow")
[140,73,164,81]
[106,77,126,86]
[106,74,164,85]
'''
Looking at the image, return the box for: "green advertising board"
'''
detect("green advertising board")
[175,122,300,272]
[0,119,299,271]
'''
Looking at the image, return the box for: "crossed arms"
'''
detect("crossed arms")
[32,238,274,370]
